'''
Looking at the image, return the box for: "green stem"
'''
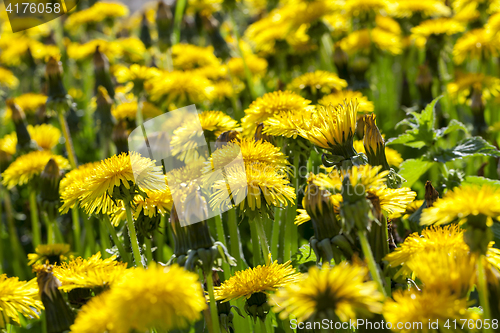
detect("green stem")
[477,256,493,333]
[206,271,221,333]
[29,188,41,248]
[260,318,269,333]
[145,238,153,264]
[154,216,166,263]
[41,213,55,244]
[250,219,262,267]
[227,209,243,271]
[135,93,144,128]
[125,203,144,267]
[99,219,111,259]
[84,217,96,257]
[358,230,386,297]
[103,215,131,265]
[72,208,82,255]
[270,214,280,263]
[58,112,78,169]
[215,214,231,281]
[172,0,187,45]
[254,214,270,263]
[3,190,26,279]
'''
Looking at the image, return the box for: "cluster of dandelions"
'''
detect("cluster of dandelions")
[2,0,500,332]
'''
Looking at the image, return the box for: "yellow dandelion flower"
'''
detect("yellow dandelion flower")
[262,106,317,139]
[207,138,289,173]
[12,93,47,115]
[65,1,129,31]
[115,37,146,63]
[210,162,296,213]
[314,165,389,193]
[70,264,206,333]
[453,2,480,22]
[111,100,163,122]
[324,13,351,37]
[388,0,451,18]
[294,208,312,226]
[212,79,245,101]
[27,244,71,266]
[60,153,164,216]
[171,44,221,70]
[295,100,358,152]
[420,185,500,226]
[486,12,500,35]
[407,250,476,296]
[411,18,465,39]
[186,0,222,16]
[453,29,500,64]
[375,15,401,35]
[289,70,348,95]
[353,140,403,167]
[146,70,214,104]
[241,91,312,136]
[113,64,162,85]
[371,27,403,55]
[319,90,374,113]
[340,29,402,55]
[367,187,417,219]
[343,0,389,17]
[271,262,383,322]
[0,67,19,89]
[27,124,61,150]
[0,133,17,157]
[170,110,238,162]
[53,253,128,292]
[215,258,301,302]
[383,290,472,332]
[227,55,268,79]
[2,151,70,189]
[67,39,122,62]
[0,275,44,328]
[447,72,500,102]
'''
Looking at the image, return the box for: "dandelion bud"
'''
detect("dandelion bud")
[424,181,439,208]
[156,1,173,51]
[464,214,493,255]
[416,64,433,108]
[351,56,370,90]
[93,46,115,99]
[95,86,116,134]
[340,175,372,233]
[244,292,270,322]
[470,87,487,135]
[254,123,272,143]
[304,180,341,241]
[140,13,153,49]
[7,100,38,154]
[168,205,190,266]
[215,130,240,150]
[39,159,62,220]
[363,114,390,171]
[36,265,75,333]
[45,57,67,100]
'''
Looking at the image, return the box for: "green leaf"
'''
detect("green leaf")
[386,97,441,149]
[397,158,434,187]
[431,137,500,163]
[462,176,500,189]
[435,119,468,138]
[291,244,318,272]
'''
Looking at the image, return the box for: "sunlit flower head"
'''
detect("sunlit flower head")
[215,257,301,302]
[411,18,465,39]
[12,93,47,115]
[59,153,165,216]
[2,151,70,189]
[66,39,122,62]
[453,29,500,64]
[171,111,239,162]
[146,70,214,105]
[53,253,128,292]
[227,55,268,79]
[27,244,71,266]
[383,290,472,332]
[171,44,221,70]
[340,29,402,55]
[295,99,358,153]
[447,72,500,103]
[420,185,500,226]
[0,133,16,157]
[314,165,389,193]
[375,15,401,35]
[70,264,206,333]
[288,71,348,95]
[0,67,19,89]
[27,124,61,150]
[319,91,374,113]
[367,187,417,219]
[186,0,222,16]
[262,106,317,138]
[210,162,296,213]
[388,0,451,18]
[113,64,162,85]
[242,91,312,136]
[111,100,163,122]
[0,275,44,328]
[343,0,389,18]
[271,262,383,323]
[65,1,129,31]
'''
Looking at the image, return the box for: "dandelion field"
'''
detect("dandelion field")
[1,0,500,332]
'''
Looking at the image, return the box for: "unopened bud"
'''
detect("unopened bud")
[215,130,240,150]
[140,14,153,49]
[93,46,115,99]
[254,123,272,143]
[7,100,38,153]
[363,114,390,170]
[112,120,130,154]
[424,181,439,208]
